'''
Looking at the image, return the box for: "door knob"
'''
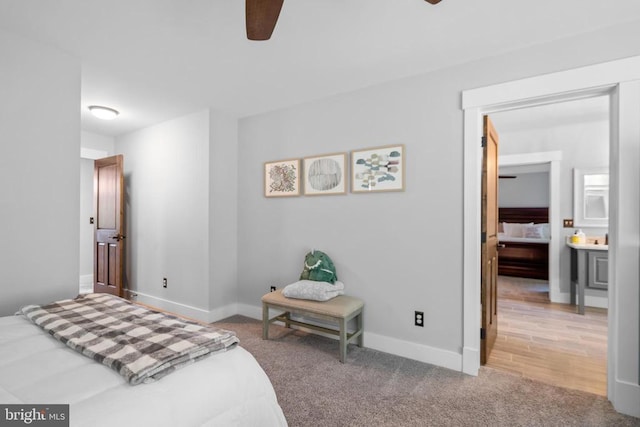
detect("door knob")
[111,234,126,241]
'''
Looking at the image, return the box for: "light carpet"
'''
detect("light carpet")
[214,315,639,427]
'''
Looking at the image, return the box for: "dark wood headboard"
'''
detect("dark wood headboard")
[499,207,549,224]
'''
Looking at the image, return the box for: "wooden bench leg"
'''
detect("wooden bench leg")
[262,302,269,340]
[284,312,291,329]
[356,310,364,348]
[339,317,347,363]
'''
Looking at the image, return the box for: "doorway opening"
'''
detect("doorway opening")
[483,96,610,395]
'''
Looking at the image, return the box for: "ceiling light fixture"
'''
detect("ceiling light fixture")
[88,105,119,120]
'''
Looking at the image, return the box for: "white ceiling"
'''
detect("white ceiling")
[1,0,640,137]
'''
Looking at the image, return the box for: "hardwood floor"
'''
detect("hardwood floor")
[485,276,608,396]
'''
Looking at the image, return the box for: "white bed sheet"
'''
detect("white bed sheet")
[0,315,287,427]
[498,233,550,244]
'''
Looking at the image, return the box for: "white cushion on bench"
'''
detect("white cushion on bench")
[282,280,345,301]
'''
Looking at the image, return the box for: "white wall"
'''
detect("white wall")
[236,23,640,368]
[81,130,115,156]
[115,111,211,313]
[0,29,80,315]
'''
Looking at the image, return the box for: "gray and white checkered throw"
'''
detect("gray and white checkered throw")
[19,293,239,385]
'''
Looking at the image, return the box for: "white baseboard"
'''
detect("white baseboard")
[238,303,262,320]
[613,379,640,418]
[79,275,93,294]
[462,347,480,376]
[365,332,462,372]
[127,290,214,323]
[552,292,608,309]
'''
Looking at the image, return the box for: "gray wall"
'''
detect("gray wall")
[0,29,80,315]
[237,22,640,357]
[499,172,549,208]
[115,110,211,310]
[208,110,239,313]
[114,109,239,318]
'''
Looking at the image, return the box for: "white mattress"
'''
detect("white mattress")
[0,315,287,427]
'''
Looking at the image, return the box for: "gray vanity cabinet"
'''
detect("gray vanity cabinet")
[587,251,609,290]
[570,247,608,314]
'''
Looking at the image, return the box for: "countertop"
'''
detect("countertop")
[566,237,608,251]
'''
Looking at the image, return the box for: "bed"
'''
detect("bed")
[0,293,287,427]
[498,207,550,280]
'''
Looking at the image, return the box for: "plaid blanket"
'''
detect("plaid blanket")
[19,293,239,385]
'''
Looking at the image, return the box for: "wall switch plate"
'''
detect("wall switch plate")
[414,311,424,327]
[163,278,167,288]
[270,286,276,292]
[563,219,574,228]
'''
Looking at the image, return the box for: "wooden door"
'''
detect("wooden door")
[93,155,125,297]
[481,116,499,364]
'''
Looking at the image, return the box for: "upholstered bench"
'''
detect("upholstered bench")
[262,289,364,362]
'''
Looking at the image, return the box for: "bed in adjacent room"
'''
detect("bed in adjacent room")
[498,207,550,280]
[0,293,287,427]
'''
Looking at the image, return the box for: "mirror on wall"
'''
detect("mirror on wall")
[573,167,609,228]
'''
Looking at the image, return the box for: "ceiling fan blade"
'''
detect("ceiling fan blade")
[246,0,284,41]
[424,0,442,4]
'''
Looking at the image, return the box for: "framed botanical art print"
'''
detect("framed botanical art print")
[303,152,347,196]
[264,158,300,197]
[351,144,405,193]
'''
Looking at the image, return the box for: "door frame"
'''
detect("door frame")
[462,56,640,417]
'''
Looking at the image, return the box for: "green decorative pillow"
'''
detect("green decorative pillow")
[299,250,338,284]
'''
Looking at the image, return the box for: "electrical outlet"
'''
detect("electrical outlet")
[414,311,424,327]
[163,278,167,288]
[563,219,574,228]
[270,286,276,292]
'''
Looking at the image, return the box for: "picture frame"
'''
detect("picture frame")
[351,144,405,193]
[303,152,347,196]
[264,158,301,197]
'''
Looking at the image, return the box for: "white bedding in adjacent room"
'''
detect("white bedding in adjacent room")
[0,315,287,427]
[498,233,550,244]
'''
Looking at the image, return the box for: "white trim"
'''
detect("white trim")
[463,56,640,418]
[237,303,263,320]
[499,151,562,303]
[462,107,482,376]
[552,292,608,309]
[462,56,640,109]
[613,380,640,418]
[365,332,462,372]
[609,79,640,418]
[80,147,108,160]
[127,290,215,323]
